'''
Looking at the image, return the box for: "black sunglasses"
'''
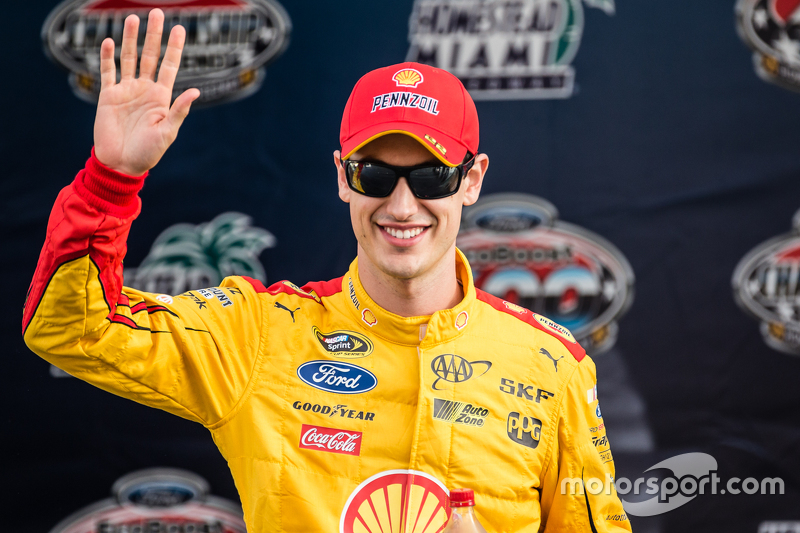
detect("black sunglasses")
[341,156,475,199]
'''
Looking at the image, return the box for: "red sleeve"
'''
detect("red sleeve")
[22,149,147,334]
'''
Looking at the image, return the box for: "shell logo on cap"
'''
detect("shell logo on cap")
[340,469,450,533]
[362,309,378,327]
[393,68,424,88]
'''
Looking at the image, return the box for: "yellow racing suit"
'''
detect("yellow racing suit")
[23,152,632,532]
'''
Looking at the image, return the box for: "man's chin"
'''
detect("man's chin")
[375,254,425,281]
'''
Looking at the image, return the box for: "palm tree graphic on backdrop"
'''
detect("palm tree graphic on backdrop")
[125,212,276,295]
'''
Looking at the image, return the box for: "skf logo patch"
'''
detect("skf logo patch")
[506,412,542,449]
[313,327,374,358]
[362,309,377,327]
[393,68,424,88]
[432,398,489,427]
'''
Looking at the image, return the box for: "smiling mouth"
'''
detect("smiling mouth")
[380,226,426,240]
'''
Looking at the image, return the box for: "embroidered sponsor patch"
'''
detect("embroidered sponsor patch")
[198,287,233,307]
[506,412,542,449]
[292,401,375,421]
[371,91,440,115]
[362,309,378,327]
[296,361,377,394]
[299,424,362,456]
[339,470,450,533]
[313,327,374,358]
[393,68,424,87]
[430,354,492,390]
[432,398,489,427]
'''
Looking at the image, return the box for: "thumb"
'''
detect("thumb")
[165,88,200,138]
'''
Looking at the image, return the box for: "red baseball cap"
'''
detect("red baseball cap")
[340,62,479,167]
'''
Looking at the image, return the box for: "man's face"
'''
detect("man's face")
[335,134,488,281]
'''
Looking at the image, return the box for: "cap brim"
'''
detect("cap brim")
[341,123,469,167]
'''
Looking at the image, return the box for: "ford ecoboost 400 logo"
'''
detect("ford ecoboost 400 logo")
[42,0,291,106]
[457,193,634,355]
[733,209,800,354]
[297,361,377,394]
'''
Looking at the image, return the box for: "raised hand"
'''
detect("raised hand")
[94,9,200,176]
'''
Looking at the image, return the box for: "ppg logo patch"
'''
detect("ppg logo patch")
[506,412,542,449]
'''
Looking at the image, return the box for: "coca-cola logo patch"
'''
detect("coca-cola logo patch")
[299,424,362,456]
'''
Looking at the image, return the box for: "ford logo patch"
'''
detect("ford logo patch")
[296,361,377,395]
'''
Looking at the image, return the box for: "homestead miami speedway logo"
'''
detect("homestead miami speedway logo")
[458,193,634,355]
[737,0,800,92]
[42,0,291,106]
[340,470,450,533]
[49,468,246,533]
[405,0,615,100]
[733,209,800,354]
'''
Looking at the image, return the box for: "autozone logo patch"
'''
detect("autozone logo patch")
[299,424,362,456]
[430,354,492,390]
[432,398,489,427]
[313,326,374,358]
[506,412,542,449]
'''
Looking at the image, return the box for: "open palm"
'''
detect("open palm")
[94,9,199,176]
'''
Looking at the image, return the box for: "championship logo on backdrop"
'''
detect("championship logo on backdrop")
[405,0,614,100]
[457,193,634,354]
[733,209,800,354]
[49,468,246,533]
[125,212,275,295]
[736,0,800,92]
[42,0,291,106]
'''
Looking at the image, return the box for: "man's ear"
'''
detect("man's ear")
[462,153,489,207]
[334,150,351,203]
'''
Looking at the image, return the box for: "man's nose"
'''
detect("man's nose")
[385,177,418,220]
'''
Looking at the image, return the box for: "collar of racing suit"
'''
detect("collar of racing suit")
[343,247,476,347]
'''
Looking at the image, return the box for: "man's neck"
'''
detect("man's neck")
[357,248,464,317]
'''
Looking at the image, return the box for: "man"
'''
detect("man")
[23,9,631,533]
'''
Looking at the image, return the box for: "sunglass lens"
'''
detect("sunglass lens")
[347,162,396,197]
[408,166,461,198]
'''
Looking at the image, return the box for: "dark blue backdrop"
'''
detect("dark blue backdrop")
[3,1,800,531]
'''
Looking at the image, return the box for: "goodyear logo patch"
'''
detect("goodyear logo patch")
[313,327,373,358]
[432,398,489,427]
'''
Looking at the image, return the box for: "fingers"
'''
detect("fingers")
[157,24,186,91]
[164,88,200,139]
[119,14,140,80]
[99,38,116,90]
[138,9,164,81]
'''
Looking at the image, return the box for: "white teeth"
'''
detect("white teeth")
[385,227,424,239]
